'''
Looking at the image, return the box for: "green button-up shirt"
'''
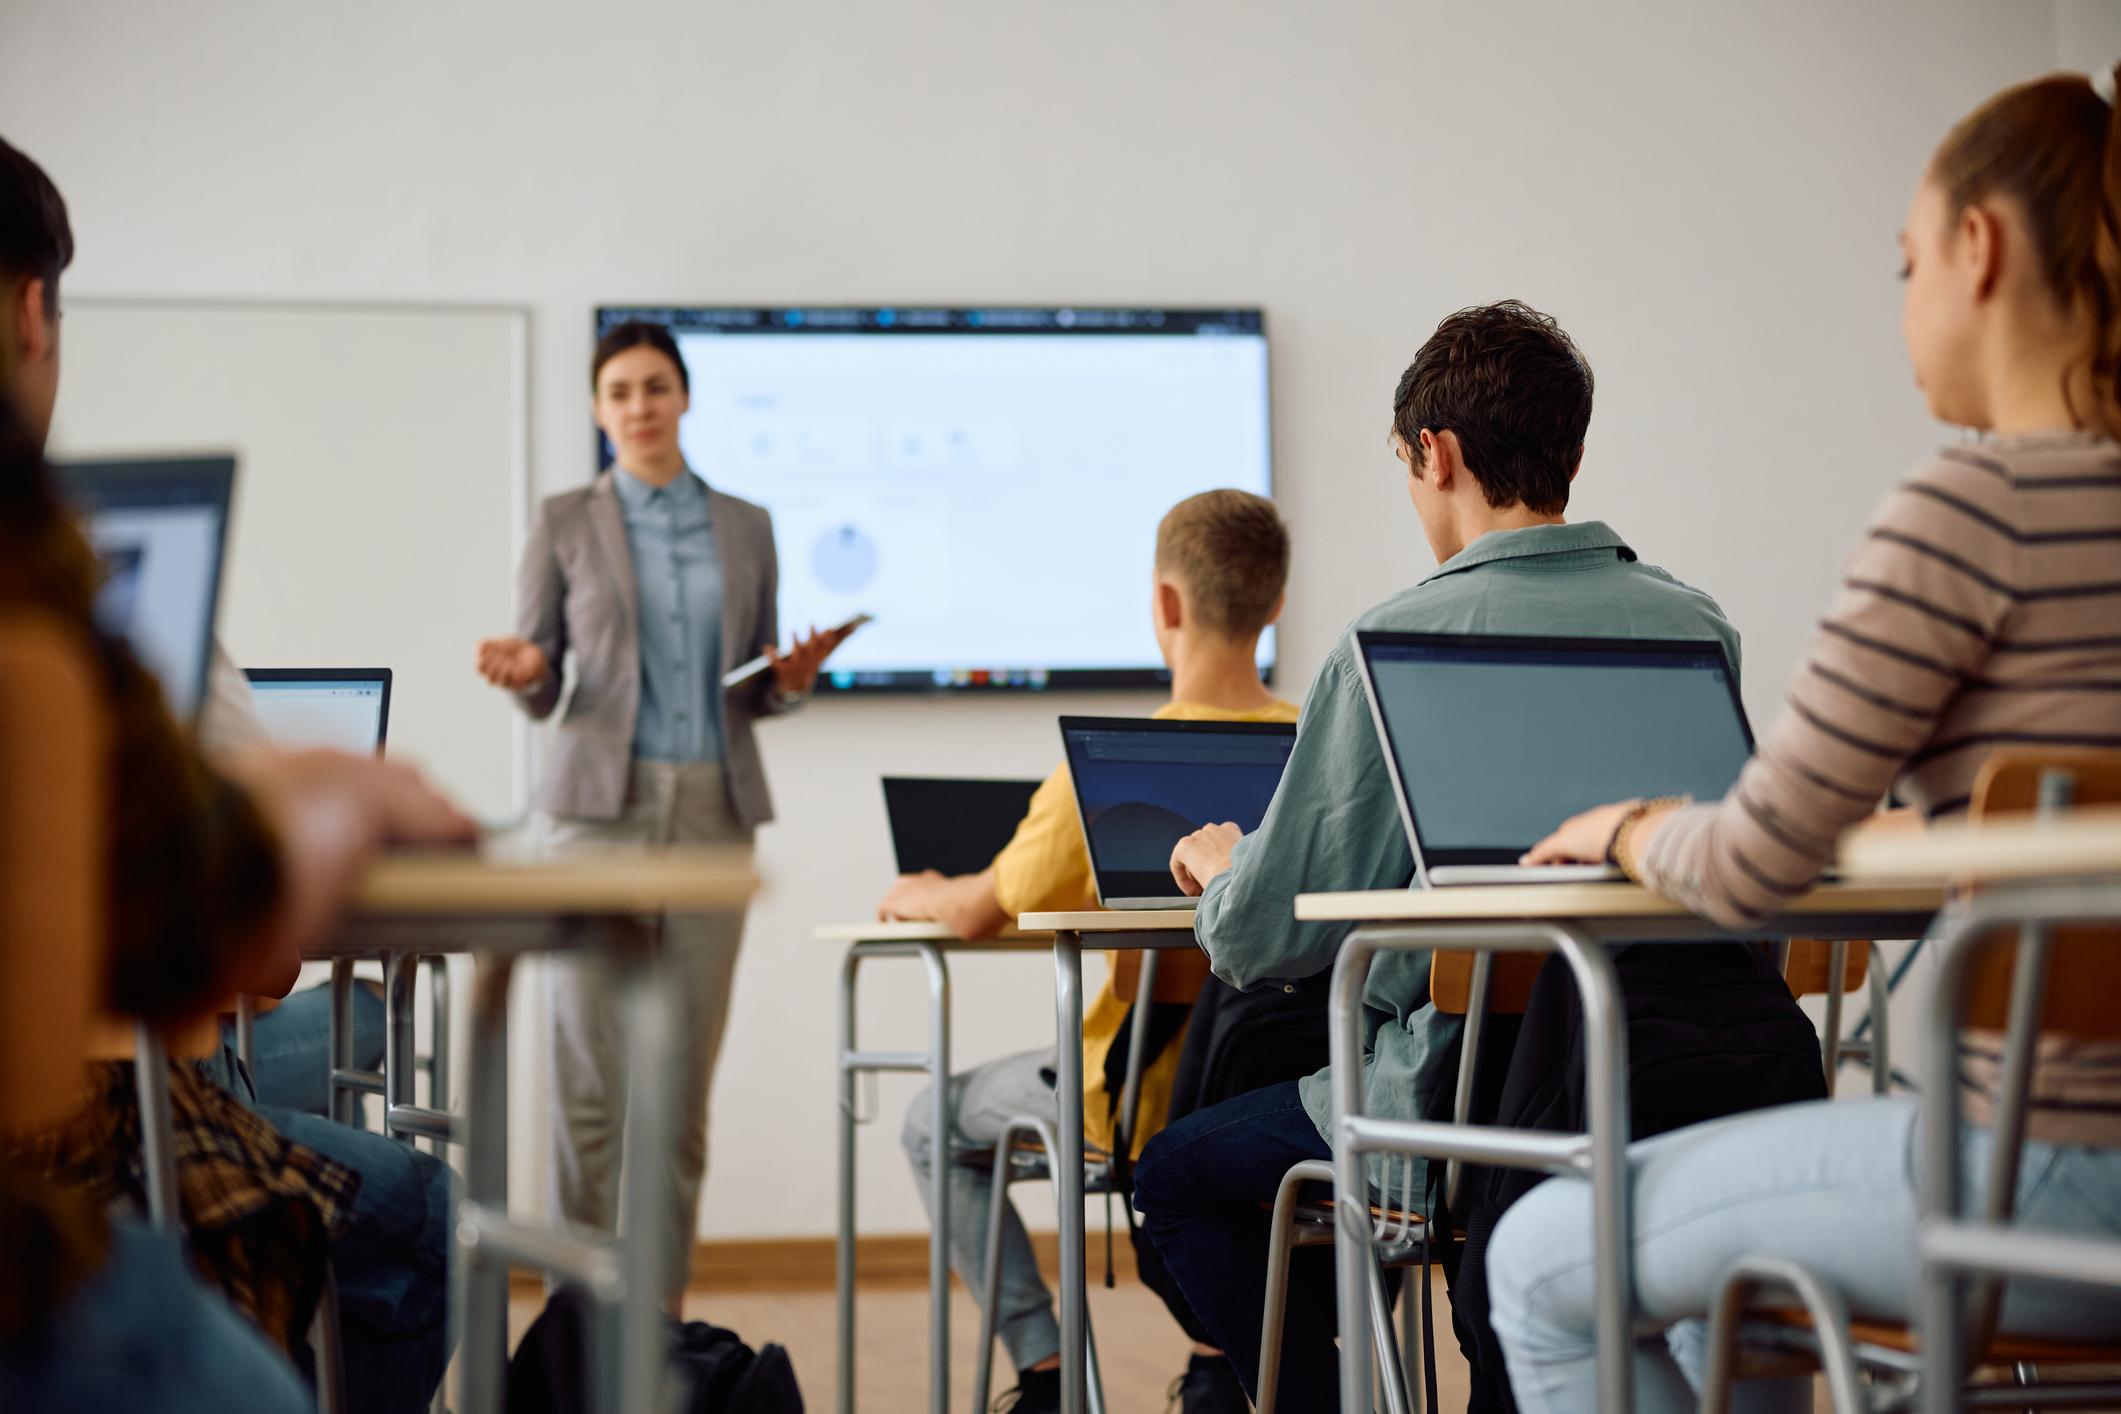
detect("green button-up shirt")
[1193,521,1742,1166]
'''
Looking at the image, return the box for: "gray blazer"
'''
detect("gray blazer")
[514,471,782,827]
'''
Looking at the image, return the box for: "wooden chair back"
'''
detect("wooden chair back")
[1964,749,2121,1040]
[0,609,108,1133]
[1111,947,1213,1005]
[1780,939,1870,998]
[1431,950,1546,1016]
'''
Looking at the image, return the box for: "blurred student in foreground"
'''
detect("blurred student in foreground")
[0,133,477,1413]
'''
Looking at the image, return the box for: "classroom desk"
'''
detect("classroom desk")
[1014,909,1204,1414]
[814,922,1050,1414]
[317,844,758,1414]
[1835,819,2121,1414]
[1288,882,1945,1414]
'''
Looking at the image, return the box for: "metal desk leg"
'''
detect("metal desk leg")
[1331,925,1629,1414]
[836,941,952,1414]
[385,952,417,1147]
[135,1022,180,1232]
[457,950,514,1414]
[616,926,675,1414]
[330,957,356,1125]
[1053,933,1088,1414]
[429,956,453,1158]
[837,949,858,1414]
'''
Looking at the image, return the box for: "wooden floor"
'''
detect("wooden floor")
[506,1265,1471,1413]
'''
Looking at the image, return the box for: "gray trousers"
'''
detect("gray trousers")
[545,759,751,1301]
[902,1048,1063,1372]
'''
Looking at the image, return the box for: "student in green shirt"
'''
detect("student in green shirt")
[1134,301,1743,1413]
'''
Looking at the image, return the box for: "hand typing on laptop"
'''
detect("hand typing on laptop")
[1169,821,1243,897]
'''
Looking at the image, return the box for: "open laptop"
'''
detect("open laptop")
[1059,716,1299,909]
[1354,631,1754,887]
[52,455,236,725]
[881,777,1044,876]
[244,668,393,756]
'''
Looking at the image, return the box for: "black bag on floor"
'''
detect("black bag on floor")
[505,1286,803,1414]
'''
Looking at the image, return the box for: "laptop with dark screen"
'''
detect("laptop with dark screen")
[1354,631,1753,887]
[1058,716,1299,909]
[882,777,1045,877]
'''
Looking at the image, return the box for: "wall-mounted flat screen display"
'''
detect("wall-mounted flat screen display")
[595,306,1272,692]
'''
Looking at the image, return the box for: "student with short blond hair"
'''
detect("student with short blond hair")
[879,488,1296,1414]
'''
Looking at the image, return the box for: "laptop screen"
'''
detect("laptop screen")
[881,777,1044,877]
[244,669,392,755]
[1358,633,1753,868]
[1059,716,1298,904]
[53,456,236,724]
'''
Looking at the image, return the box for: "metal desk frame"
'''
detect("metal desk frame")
[1919,876,2121,1414]
[1021,912,1203,1414]
[1296,885,1942,1414]
[825,925,1049,1414]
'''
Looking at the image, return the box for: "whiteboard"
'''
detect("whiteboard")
[47,299,530,819]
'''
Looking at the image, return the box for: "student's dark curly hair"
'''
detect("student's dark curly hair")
[1391,300,1593,516]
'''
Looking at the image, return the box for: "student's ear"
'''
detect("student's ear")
[1569,446,1583,483]
[1419,428,1456,492]
[1154,577,1183,633]
[1963,202,2005,303]
[1262,591,1286,627]
[6,276,49,366]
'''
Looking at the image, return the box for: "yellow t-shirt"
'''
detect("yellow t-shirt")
[991,697,1302,1158]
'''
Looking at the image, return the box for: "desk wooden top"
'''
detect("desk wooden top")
[1293,881,1943,941]
[350,844,758,915]
[1838,807,2121,884]
[1017,909,1198,933]
[813,921,1050,951]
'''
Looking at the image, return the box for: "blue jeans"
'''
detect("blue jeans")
[0,1220,312,1414]
[224,980,385,1119]
[1134,1081,1343,1413]
[1488,1096,2121,1414]
[204,1040,456,1414]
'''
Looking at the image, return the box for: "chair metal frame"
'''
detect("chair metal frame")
[968,947,1169,1414]
[325,954,462,1153]
[1328,922,1634,1414]
[1703,772,2121,1414]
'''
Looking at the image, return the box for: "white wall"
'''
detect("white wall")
[0,0,2085,1237]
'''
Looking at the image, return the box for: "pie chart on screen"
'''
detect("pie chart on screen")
[812,523,879,594]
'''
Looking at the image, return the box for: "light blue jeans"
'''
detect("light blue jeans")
[1487,1096,2121,1414]
[902,1048,1063,1372]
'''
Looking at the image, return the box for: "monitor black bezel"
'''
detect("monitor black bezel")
[1057,714,1299,902]
[243,667,395,755]
[1353,630,1754,881]
[52,455,237,727]
[593,304,1274,695]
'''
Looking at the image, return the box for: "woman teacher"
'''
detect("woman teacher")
[477,320,849,1304]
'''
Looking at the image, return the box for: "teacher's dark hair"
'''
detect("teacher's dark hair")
[1392,300,1592,516]
[0,136,72,319]
[593,320,689,393]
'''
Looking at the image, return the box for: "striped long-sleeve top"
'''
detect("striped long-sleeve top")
[1641,431,2121,1142]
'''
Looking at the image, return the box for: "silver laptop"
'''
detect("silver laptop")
[54,455,236,726]
[1059,715,1298,909]
[244,668,393,756]
[1354,631,1754,887]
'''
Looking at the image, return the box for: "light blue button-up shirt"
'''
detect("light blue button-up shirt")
[612,467,724,762]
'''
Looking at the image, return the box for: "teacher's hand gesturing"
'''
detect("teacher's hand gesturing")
[765,622,857,695]
[476,636,548,691]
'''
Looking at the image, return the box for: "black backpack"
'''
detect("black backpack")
[505,1286,803,1414]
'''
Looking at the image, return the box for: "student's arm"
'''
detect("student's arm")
[878,865,1010,941]
[1189,646,1416,990]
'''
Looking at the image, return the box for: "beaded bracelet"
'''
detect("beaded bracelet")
[1606,796,1692,881]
